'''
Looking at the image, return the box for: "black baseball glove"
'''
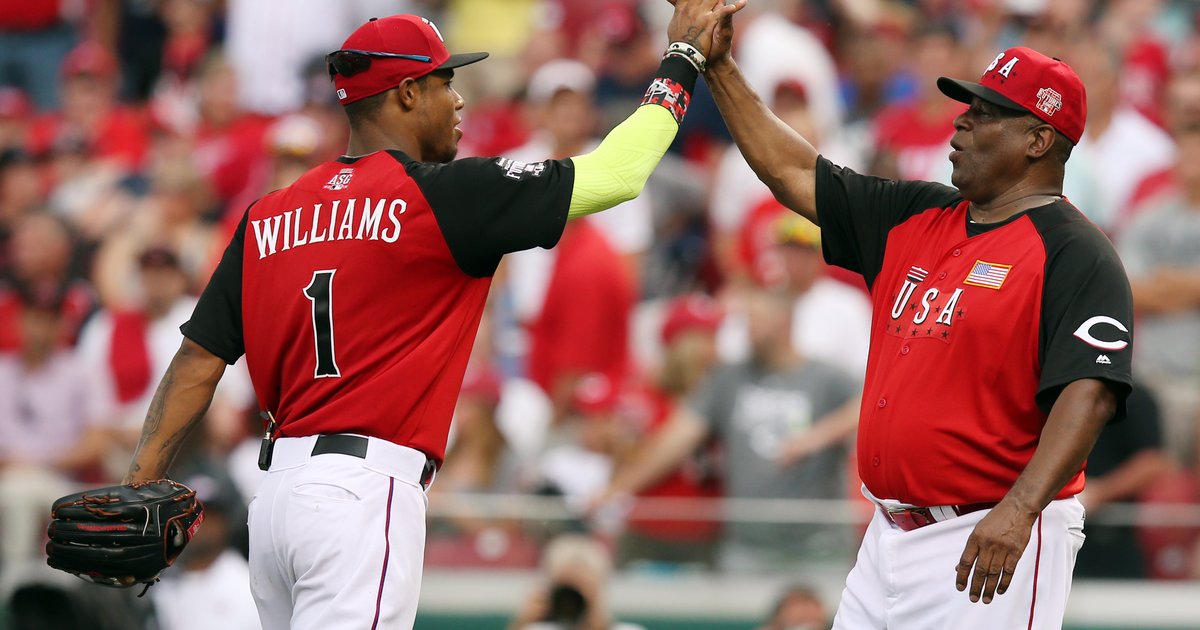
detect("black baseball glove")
[46,479,204,591]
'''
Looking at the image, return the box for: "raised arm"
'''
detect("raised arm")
[690,2,822,223]
[124,338,227,482]
[568,0,747,218]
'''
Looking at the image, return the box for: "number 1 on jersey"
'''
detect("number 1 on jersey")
[304,270,341,378]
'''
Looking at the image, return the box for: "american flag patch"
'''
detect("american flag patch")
[907,266,929,283]
[963,260,1012,290]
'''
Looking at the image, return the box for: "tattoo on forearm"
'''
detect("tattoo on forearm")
[130,367,176,465]
[682,26,704,48]
[127,361,212,479]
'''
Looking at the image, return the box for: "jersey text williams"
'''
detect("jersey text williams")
[250,198,407,259]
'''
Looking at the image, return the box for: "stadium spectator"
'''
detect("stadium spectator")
[597,287,861,572]
[29,41,150,171]
[77,247,198,462]
[869,22,966,182]
[615,293,724,569]
[1066,36,1175,235]
[0,211,96,351]
[526,219,636,422]
[757,583,828,630]
[91,150,220,304]
[511,533,645,630]
[718,215,872,378]
[0,87,33,152]
[0,287,114,592]
[1117,122,1200,465]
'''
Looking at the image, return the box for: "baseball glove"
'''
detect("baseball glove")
[46,479,204,591]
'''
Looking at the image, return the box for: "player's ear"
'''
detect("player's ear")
[1026,123,1055,160]
[396,77,422,111]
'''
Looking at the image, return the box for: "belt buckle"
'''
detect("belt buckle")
[883,505,935,531]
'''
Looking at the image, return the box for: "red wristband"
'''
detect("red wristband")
[641,77,691,124]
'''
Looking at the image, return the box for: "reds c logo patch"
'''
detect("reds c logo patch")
[1072,315,1129,351]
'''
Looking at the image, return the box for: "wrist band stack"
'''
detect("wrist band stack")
[665,41,707,73]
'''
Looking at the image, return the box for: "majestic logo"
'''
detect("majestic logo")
[1095,355,1111,365]
[1072,316,1129,351]
[324,168,355,191]
[336,88,347,101]
[1036,87,1063,117]
[495,158,546,181]
[963,260,1012,290]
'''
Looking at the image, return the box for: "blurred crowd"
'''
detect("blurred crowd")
[2,0,1200,628]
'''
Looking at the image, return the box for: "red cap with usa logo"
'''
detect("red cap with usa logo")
[329,15,488,105]
[937,46,1086,144]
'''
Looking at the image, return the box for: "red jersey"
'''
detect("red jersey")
[624,385,722,541]
[527,219,634,396]
[29,108,149,169]
[181,151,572,463]
[815,158,1134,506]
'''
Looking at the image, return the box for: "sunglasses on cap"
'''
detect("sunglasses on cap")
[325,49,434,78]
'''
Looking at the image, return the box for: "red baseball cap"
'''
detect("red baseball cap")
[571,373,618,416]
[330,15,488,105]
[61,41,118,79]
[661,293,724,345]
[938,46,1086,144]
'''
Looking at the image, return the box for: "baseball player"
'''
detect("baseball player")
[46,4,747,629]
[667,1,1133,628]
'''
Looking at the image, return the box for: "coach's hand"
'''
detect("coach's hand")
[955,501,1038,604]
[666,0,747,61]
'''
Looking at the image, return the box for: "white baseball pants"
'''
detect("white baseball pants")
[833,495,1086,630]
[247,435,430,630]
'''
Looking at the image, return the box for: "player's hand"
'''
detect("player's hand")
[954,501,1038,604]
[666,0,748,62]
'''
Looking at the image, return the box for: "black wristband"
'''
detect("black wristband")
[640,56,699,124]
[655,55,698,97]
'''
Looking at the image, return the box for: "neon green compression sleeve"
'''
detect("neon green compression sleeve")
[567,105,679,219]
[567,56,697,219]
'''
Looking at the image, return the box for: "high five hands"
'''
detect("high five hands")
[666,0,748,65]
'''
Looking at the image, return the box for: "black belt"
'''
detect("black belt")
[311,434,436,489]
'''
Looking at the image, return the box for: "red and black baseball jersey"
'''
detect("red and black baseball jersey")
[815,157,1134,506]
[181,150,572,464]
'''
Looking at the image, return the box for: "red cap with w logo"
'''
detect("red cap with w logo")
[937,46,1087,144]
[331,15,488,105]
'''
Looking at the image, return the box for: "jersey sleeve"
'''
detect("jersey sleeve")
[179,210,248,364]
[411,156,573,277]
[814,157,961,287]
[1036,222,1134,418]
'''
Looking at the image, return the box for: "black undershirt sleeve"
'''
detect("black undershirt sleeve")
[1033,206,1134,419]
[404,154,574,277]
[814,157,962,288]
[179,209,249,364]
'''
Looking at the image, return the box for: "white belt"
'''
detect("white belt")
[269,434,435,489]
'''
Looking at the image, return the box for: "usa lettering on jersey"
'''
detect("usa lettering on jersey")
[889,265,965,340]
[250,197,407,259]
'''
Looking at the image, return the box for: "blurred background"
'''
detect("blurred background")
[1,0,1199,628]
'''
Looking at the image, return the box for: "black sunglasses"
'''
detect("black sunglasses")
[326,49,434,78]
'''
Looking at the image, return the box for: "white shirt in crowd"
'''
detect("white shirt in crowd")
[718,278,873,379]
[152,550,261,630]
